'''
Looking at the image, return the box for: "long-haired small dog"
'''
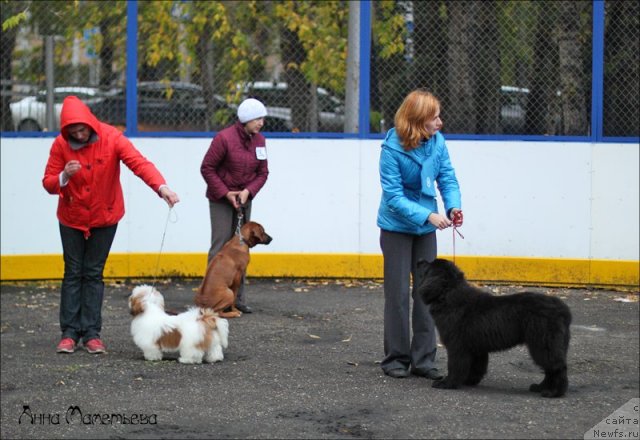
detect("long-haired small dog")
[128,285,229,364]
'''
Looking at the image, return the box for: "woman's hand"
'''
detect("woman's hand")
[237,189,250,206]
[159,186,180,208]
[428,213,452,230]
[450,208,463,227]
[226,189,250,210]
[63,160,82,179]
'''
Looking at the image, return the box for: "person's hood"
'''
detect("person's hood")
[381,128,404,153]
[59,96,101,150]
[382,127,440,160]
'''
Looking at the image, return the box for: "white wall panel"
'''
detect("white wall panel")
[1,137,638,260]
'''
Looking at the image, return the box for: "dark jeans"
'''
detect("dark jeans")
[59,223,117,344]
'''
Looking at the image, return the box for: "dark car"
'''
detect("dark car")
[89,81,292,132]
[243,81,344,132]
[89,81,223,131]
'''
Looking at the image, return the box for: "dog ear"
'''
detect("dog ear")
[129,295,145,316]
[198,309,218,330]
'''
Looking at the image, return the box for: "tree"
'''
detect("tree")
[371,0,406,132]
[274,1,348,132]
[472,1,501,134]
[526,1,560,135]
[1,0,25,130]
[446,0,478,133]
[604,0,639,137]
[554,0,589,135]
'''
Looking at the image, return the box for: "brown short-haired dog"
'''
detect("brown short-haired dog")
[194,221,272,318]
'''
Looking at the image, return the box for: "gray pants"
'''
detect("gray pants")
[207,199,252,307]
[380,229,438,373]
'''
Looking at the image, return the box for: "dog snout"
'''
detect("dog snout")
[262,233,272,244]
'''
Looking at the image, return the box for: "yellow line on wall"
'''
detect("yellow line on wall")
[1,253,638,289]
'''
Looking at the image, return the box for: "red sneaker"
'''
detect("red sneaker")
[56,338,76,353]
[84,338,106,354]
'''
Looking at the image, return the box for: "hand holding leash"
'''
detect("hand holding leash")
[451,209,463,227]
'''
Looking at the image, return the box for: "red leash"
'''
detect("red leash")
[452,211,464,264]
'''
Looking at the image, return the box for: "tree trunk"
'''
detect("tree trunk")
[554,1,588,135]
[473,1,501,134]
[197,22,216,131]
[446,1,477,134]
[1,3,20,131]
[412,0,447,97]
[527,2,559,135]
[280,26,309,132]
[604,0,639,136]
[99,18,116,86]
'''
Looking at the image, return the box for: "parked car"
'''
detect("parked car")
[10,86,104,132]
[89,81,294,132]
[88,81,216,131]
[500,85,529,134]
[243,81,345,132]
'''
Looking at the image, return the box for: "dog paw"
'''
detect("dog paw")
[432,379,458,389]
[540,389,564,398]
[529,383,543,392]
[143,353,163,361]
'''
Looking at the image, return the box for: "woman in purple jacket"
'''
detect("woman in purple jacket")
[200,98,269,314]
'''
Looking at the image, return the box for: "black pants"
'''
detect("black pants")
[59,223,117,344]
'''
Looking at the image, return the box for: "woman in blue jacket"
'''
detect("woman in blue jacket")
[377,89,462,379]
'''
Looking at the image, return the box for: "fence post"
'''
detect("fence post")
[126,0,138,136]
[358,0,371,139]
[591,0,605,142]
[44,35,55,131]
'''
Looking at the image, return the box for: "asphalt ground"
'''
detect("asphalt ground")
[1,278,638,439]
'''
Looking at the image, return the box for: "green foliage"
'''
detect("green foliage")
[274,1,348,93]
[2,10,28,32]
[373,1,406,59]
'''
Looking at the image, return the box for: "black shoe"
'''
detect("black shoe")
[411,368,444,380]
[384,368,410,379]
[235,304,253,314]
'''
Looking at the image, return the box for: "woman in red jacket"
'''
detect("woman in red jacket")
[43,96,179,355]
[200,98,269,314]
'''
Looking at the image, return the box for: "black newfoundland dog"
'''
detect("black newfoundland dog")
[416,258,571,397]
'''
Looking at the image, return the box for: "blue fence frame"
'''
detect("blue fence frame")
[2,0,638,143]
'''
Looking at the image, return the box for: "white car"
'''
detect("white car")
[10,87,103,132]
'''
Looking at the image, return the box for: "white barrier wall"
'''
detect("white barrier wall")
[1,137,638,283]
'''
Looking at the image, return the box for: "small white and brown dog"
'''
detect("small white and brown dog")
[128,285,229,364]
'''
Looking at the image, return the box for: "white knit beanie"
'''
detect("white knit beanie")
[237,98,268,123]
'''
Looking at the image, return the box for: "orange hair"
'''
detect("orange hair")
[394,90,440,151]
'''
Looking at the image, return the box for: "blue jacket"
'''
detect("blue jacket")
[377,128,461,235]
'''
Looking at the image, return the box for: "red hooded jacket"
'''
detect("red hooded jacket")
[42,96,167,238]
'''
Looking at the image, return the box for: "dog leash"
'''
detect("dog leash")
[152,207,177,288]
[452,211,464,264]
[235,202,245,245]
